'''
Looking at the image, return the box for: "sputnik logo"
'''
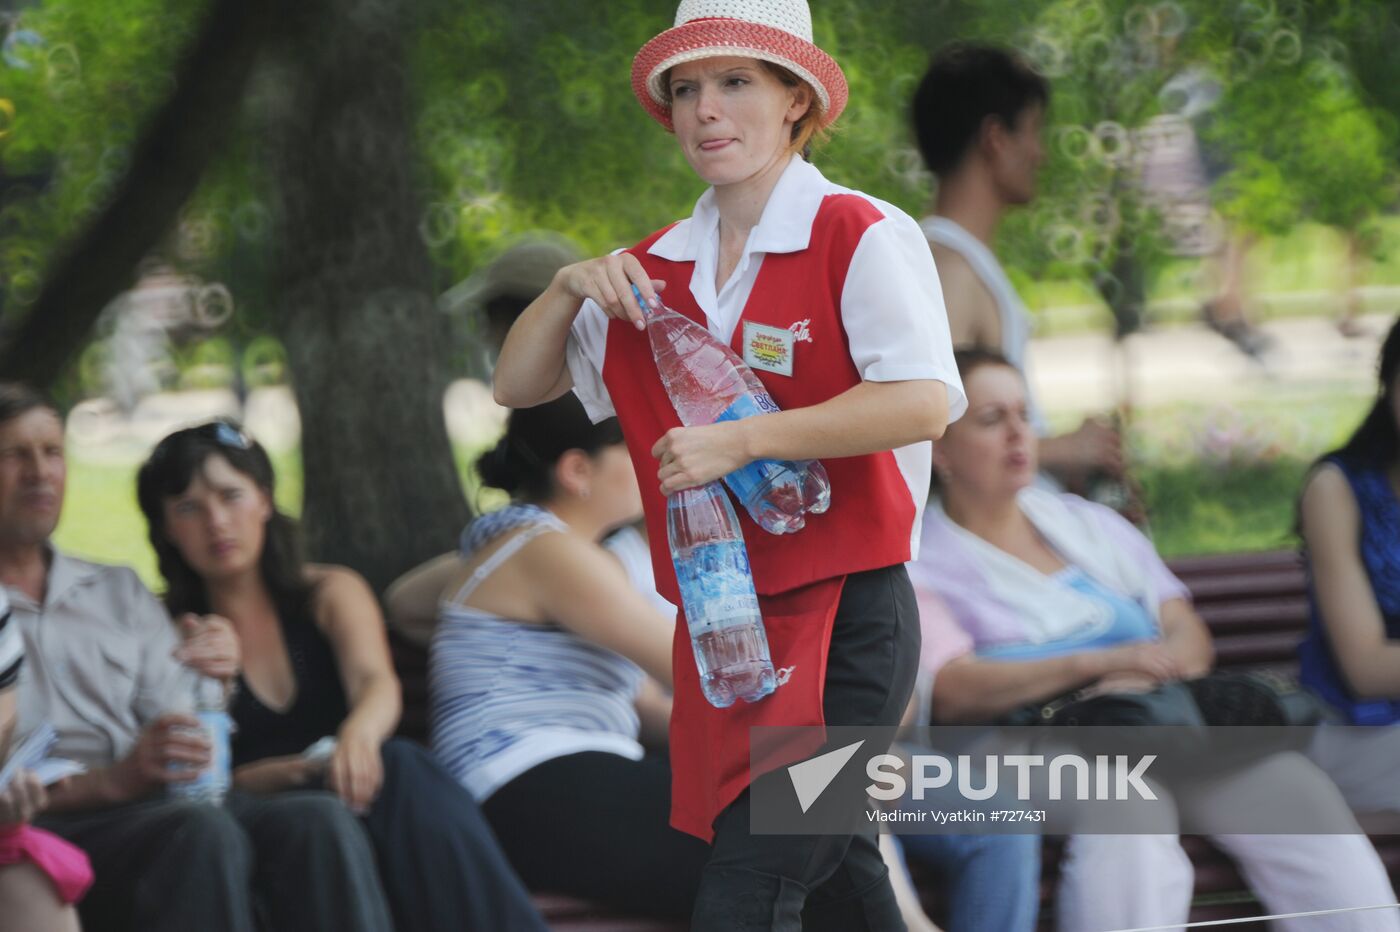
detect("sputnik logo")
[787,740,865,813]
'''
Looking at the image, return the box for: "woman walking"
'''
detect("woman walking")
[493,2,965,927]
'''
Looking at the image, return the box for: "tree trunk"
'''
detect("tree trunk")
[267,0,467,593]
[0,0,278,383]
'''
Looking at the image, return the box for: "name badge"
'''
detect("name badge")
[742,321,796,377]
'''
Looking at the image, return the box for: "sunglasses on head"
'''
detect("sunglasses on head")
[148,419,253,466]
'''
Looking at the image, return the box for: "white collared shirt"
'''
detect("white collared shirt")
[8,548,194,769]
[566,157,967,425]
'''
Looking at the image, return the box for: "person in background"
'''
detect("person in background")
[908,349,1398,932]
[1299,316,1400,815]
[423,394,707,918]
[0,585,90,932]
[912,43,1122,493]
[440,237,585,376]
[890,588,1041,932]
[1299,315,1400,725]
[0,383,378,932]
[135,420,545,932]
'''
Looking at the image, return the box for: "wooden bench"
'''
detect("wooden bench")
[389,549,1389,931]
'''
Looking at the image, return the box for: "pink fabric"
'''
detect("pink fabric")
[915,587,974,675]
[0,824,94,904]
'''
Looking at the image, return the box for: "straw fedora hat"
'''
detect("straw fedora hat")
[631,0,848,131]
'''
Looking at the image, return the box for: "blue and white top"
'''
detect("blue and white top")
[0,589,20,690]
[976,566,1160,661]
[429,504,646,801]
[1299,455,1400,724]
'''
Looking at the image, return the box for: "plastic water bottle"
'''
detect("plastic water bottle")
[668,482,776,708]
[633,285,830,534]
[168,675,232,804]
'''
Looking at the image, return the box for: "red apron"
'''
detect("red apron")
[669,578,845,841]
[603,194,918,840]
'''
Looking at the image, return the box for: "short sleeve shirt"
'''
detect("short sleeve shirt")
[565,157,967,426]
[7,549,194,769]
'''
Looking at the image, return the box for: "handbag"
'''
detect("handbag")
[1001,680,1204,728]
[1185,669,1327,727]
[1004,671,1323,728]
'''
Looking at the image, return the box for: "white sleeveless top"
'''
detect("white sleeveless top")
[921,215,1048,436]
[430,505,645,801]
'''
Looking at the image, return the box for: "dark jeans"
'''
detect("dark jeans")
[37,790,391,932]
[483,750,712,918]
[356,737,546,932]
[690,564,923,932]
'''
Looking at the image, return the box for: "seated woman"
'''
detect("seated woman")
[135,421,544,932]
[426,393,709,918]
[1299,316,1400,811]
[888,588,1041,932]
[0,588,90,932]
[908,348,1398,932]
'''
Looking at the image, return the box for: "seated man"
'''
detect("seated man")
[0,383,392,932]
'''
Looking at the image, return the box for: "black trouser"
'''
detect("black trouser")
[483,750,713,918]
[691,564,922,932]
[355,737,547,932]
[37,790,391,932]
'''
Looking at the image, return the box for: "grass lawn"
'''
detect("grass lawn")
[1125,391,1371,558]
[1019,218,1400,335]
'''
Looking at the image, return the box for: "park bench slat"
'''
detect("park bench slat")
[1195,598,1310,633]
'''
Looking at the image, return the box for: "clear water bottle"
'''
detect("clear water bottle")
[169,675,232,804]
[633,285,830,534]
[668,482,776,708]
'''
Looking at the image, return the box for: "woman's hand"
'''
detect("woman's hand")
[107,714,211,802]
[174,613,241,682]
[0,771,46,826]
[233,755,322,795]
[653,422,753,495]
[1042,417,1123,482]
[1079,673,1162,698]
[1095,642,1182,684]
[553,253,666,330]
[327,725,383,815]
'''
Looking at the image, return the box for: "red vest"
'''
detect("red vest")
[603,193,918,604]
[600,193,922,841]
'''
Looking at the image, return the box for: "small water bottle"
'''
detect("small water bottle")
[169,675,232,804]
[668,482,776,708]
[633,285,831,534]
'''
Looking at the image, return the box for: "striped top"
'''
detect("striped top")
[0,588,19,690]
[429,504,645,801]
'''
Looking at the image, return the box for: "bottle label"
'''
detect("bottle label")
[716,395,787,503]
[717,393,780,421]
[168,710,232,801]
[673,540,762,635]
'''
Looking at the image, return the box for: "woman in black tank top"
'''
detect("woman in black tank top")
[224,580,349,767]
[137,421,545,932]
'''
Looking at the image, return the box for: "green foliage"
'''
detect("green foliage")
[1132,390,1371,557]
[931,0,1400,324]
[1,0,207,311]
[3,0,1400,377]
[405,0,974,273]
